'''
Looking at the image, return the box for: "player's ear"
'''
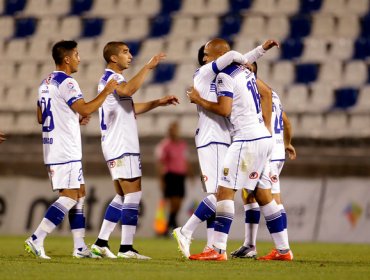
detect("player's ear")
[110,54,118,63]
[64,55,70,65]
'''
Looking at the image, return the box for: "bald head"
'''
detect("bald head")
[203,38,231,64]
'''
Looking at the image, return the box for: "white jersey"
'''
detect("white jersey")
[98,69,140,162]
[271,91,285,161]
[194,46,266,149]
[38,71,84,165]
[216,64,271,141]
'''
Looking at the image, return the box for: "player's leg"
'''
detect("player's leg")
[92,180,123,258]
[167,173,185,231]
[25,163,80,259]
[231,190,259,258]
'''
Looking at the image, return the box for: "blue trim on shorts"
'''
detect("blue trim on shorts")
[233,136,272,143]
[106,153,141,162]
[197,142,230,149]
[271,159,285,162]
[45,160,81,166]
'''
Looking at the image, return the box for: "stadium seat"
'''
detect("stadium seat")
[0,113,16,133]
[333,88,359,109]
[280,39,304,60]
[265,15,290,41]
[300,38,328,62]
[14,61,40,87]
[309,83,335,112]
[336,15,360,39]
[168,16,195,39]
[3,39,28,62]
[310,14,335,38]
[206,0,230,16]
[219,14,242,39]
[346,0,369,16]
[0,16,14,39]
[123,17,150,41]
[327,38,354,60]
[283,84,309,113]
[348,114,370,137]
[299,114,325,138]
[0,63,15,86]
[295,63,319,84]
[323,112,348,138]
[274,0,300,15]
[172,62,197,84]
[3,0,26,15]
[353,37,370,59]
[14,17,36,38]
[32,18,58,39]
[125,41,141,57]
[81,18,104,38]
[238,15,266,39]
[100,18,126,41]
[149,15,172,37]
[70,0,93,15]
[136,38,165,63]
[152,63,176,84]
[179,0,206,16]
[77,38,98,61]
[116,0,139,16]
[194,17,220,39]
[250,0,275,15]
[160,0,182,15]
[255,62,271,82]
[20,0,48,16]
[47,0,71,16]
[289,15,311,39]
[350,85,370,113]
[342,60,368,87]
[320,0,346,15]
[165,38,190,63]
[317,60,342,86]
[271,61,295,86]
[299,0,322,14]
[87,0,116,16]
[229,0,252,13]
[59,16,82,39]
[360,14,370,37]
[178,114,198,137]
[3,85,29,112]
[233,37,259,55]
[136,114,156,137]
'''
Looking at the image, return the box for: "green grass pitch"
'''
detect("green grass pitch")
[1,236,370,280]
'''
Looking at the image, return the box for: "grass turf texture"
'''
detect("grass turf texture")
[1,236,369,280]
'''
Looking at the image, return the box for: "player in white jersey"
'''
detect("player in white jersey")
[91,41,178,260]
[25,40,118,259]
[186,38,292,261]
[231,62,297,260]
[173,38,280,258]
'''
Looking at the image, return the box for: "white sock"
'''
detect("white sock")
[213,200,234,251]
[243,202,260,247]
[98,194,124,241]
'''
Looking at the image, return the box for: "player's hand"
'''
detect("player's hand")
[0,132,6,144]
[262,39,280,51]
[186,86,200,103]
[104,79,119,94]
[159,95,179,106]
[79,115,91,126]
[285,144,297,160]
[146,53,166,69]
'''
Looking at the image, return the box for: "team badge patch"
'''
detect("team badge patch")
[270,175,278,183]
[223,168,229,176]
[249,172,258,179]
[201,174,208,182]
[108,160,116,168]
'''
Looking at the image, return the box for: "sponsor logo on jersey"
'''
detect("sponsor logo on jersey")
[108,160,116,168]
[270,175,278,183]
[249,172,258,179]
[223,168,229,176]
[221,176,230,183]
[116,159,123,167]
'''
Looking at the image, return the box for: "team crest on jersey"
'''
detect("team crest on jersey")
[46,74,53,84]
[249,172,259,179]
[201,174,208,182]
[67,82,75,89]
[270,175,278,183]
[223,168,229,176]
[108,160,116,168]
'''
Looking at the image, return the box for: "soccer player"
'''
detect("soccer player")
[0,132,5,143]
[187,38,292,261]
[24,40,118,259]
[173,38,279,258]
[231,62,297,259]
[90,41,179,260]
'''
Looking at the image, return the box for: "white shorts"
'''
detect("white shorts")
[107,155,142,180]
[198,143,229,193]
[270,160,284,194]
[220,137,273,191]
[47,161,85,191]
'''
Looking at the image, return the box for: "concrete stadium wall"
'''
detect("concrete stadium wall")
[0,176,369,243]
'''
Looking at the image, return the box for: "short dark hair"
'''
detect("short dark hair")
[52,40,78,65]
[103,41,126,63]
[198,44,205,66]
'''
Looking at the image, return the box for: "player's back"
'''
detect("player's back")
[193,65,231,148]
[216,64,271,141]
[271,91,285,160]
[98,69,140,162]
[38,71,82,165]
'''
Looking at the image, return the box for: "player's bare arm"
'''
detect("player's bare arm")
[282,111,296,160]
[115,53,166,97]
[187,86,232,117]
[37,104,42,124]
[71,79,118,116]
[261,39,280,51]
[79,115,91,126]
[0,131,6,143]
[134,95,179,115]
[256,79,273,134]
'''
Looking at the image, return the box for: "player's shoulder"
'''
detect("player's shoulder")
[52,71,72,85]
[219,63,244,77]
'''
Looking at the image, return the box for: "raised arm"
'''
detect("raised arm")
[282,111,296,160]
[243,39,279,64]
[256,78,273,134]
[134,95,179,115]
[115,53,166,97]
[71,79,118,117]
